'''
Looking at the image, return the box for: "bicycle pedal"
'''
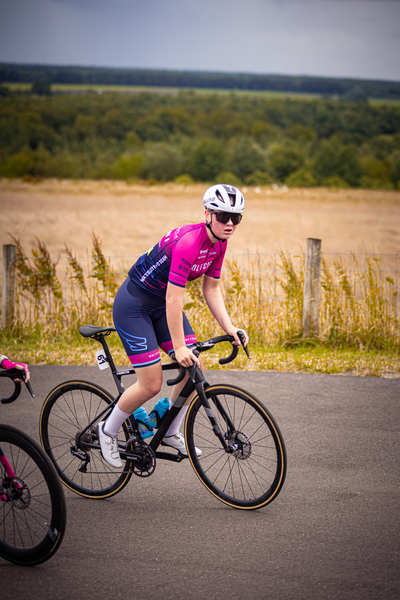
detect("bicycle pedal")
[160,441,188,459]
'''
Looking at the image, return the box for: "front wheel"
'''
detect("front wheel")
[185,384,286,510]
[0,425,66,566]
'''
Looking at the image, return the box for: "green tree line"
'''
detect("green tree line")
[2,62,400,100]
[1,89,400,188]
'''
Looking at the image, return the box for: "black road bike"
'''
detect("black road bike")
[0,369,66,566]
[40,326,286,510]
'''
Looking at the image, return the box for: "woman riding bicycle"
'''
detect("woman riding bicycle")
[97,184,249,467]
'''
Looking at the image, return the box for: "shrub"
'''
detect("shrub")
[31,81,52,95]
[244,170,276,186]
[228,137,265,181]
[266,144,305,182]
[215,171,242,187]
[313,137,362,187]
[0,152,35,177]
[139,142,183,181]
[125,131,142,148]
[390,151,400,187]
[321,175,350,188]
[188,138,226,182]
[73,114,97,140]
[174,173,194,184]
[115,152,143,180]
[359,177,394,190]
[285,168,317,187]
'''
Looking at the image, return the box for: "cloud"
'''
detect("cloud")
[0,0,399,81]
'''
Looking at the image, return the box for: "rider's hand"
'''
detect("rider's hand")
[174,345,200,368]
[1,358,30,383]
[228,328,249,348]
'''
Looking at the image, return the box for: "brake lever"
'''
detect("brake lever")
[237,330,250,359]
[23,374,35,398]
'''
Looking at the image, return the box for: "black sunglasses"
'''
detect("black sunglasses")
[211,211,243,225]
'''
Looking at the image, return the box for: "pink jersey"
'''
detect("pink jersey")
[129,223,227,300]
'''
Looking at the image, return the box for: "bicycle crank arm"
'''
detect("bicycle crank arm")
[155,451,186,463]
[120,450,150,464]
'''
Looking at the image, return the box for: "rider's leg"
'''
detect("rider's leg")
[165,357,204,437]
[104,362,163,437]
[97,363,163,468]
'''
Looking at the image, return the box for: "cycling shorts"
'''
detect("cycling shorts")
[113,278,197,368]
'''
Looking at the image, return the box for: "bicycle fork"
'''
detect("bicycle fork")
[190,370,238,454]
[0,446,20,502]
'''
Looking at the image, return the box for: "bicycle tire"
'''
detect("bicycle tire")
[40,380,133,499]
[185,384,286,510]
[0,425,66,566]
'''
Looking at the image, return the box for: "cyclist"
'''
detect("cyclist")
[97,184,249,467]
[0,355,30,382]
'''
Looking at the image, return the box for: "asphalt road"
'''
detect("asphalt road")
[1,365,399,600]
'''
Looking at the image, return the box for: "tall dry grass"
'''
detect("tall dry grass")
[5,234,399,352]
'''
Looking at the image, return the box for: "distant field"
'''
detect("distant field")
[4,81,323,99]
[4,82,400,104]
[1,179,400,259]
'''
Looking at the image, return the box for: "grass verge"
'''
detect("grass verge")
[1,331,398,378]
[2,234,399,378]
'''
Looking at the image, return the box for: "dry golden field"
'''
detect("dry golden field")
[1,179,400,261]
[1,179,399,376]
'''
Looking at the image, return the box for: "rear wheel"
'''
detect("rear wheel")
[0,425,66,566]
[185,384,286,510]
[40,380,133,499]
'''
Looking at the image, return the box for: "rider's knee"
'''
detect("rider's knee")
[143,375,163,399]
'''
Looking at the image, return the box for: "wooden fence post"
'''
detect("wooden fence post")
[2,244,16,329]
[303,238,322,337]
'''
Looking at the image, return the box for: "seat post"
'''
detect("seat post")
[95,334,125,396]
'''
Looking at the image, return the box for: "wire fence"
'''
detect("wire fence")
[4,246,399,348]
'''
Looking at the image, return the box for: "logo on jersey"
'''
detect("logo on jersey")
[140,255,168,282]
[115,324,147,353]
[191,260,213,273]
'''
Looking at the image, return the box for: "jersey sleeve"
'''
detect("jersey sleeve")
[168,230,201,288]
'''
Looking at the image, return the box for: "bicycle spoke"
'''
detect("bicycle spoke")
[0,426,66,565]
[186,385,286,509]
[40,381,133,498]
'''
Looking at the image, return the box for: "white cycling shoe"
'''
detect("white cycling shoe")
[97,421,123,468]
[162,432,202,457]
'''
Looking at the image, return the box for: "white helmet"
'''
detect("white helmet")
[203,184,245,214]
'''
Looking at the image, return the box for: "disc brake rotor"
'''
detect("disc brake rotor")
[6,477,31,509]
[231,431,251,460]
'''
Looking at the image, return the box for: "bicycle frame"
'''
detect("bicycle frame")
[76,329,241,463]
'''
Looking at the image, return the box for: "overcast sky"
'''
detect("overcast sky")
[1,0,400,82]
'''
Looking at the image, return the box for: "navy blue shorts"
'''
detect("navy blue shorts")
[112,278,197,368]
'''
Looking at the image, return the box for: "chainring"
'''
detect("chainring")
[131,440,156,478]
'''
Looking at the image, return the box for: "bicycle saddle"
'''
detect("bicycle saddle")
[79,325,116,338]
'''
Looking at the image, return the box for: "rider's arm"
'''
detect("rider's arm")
[166,282,200,366]
[202,275,248,346]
